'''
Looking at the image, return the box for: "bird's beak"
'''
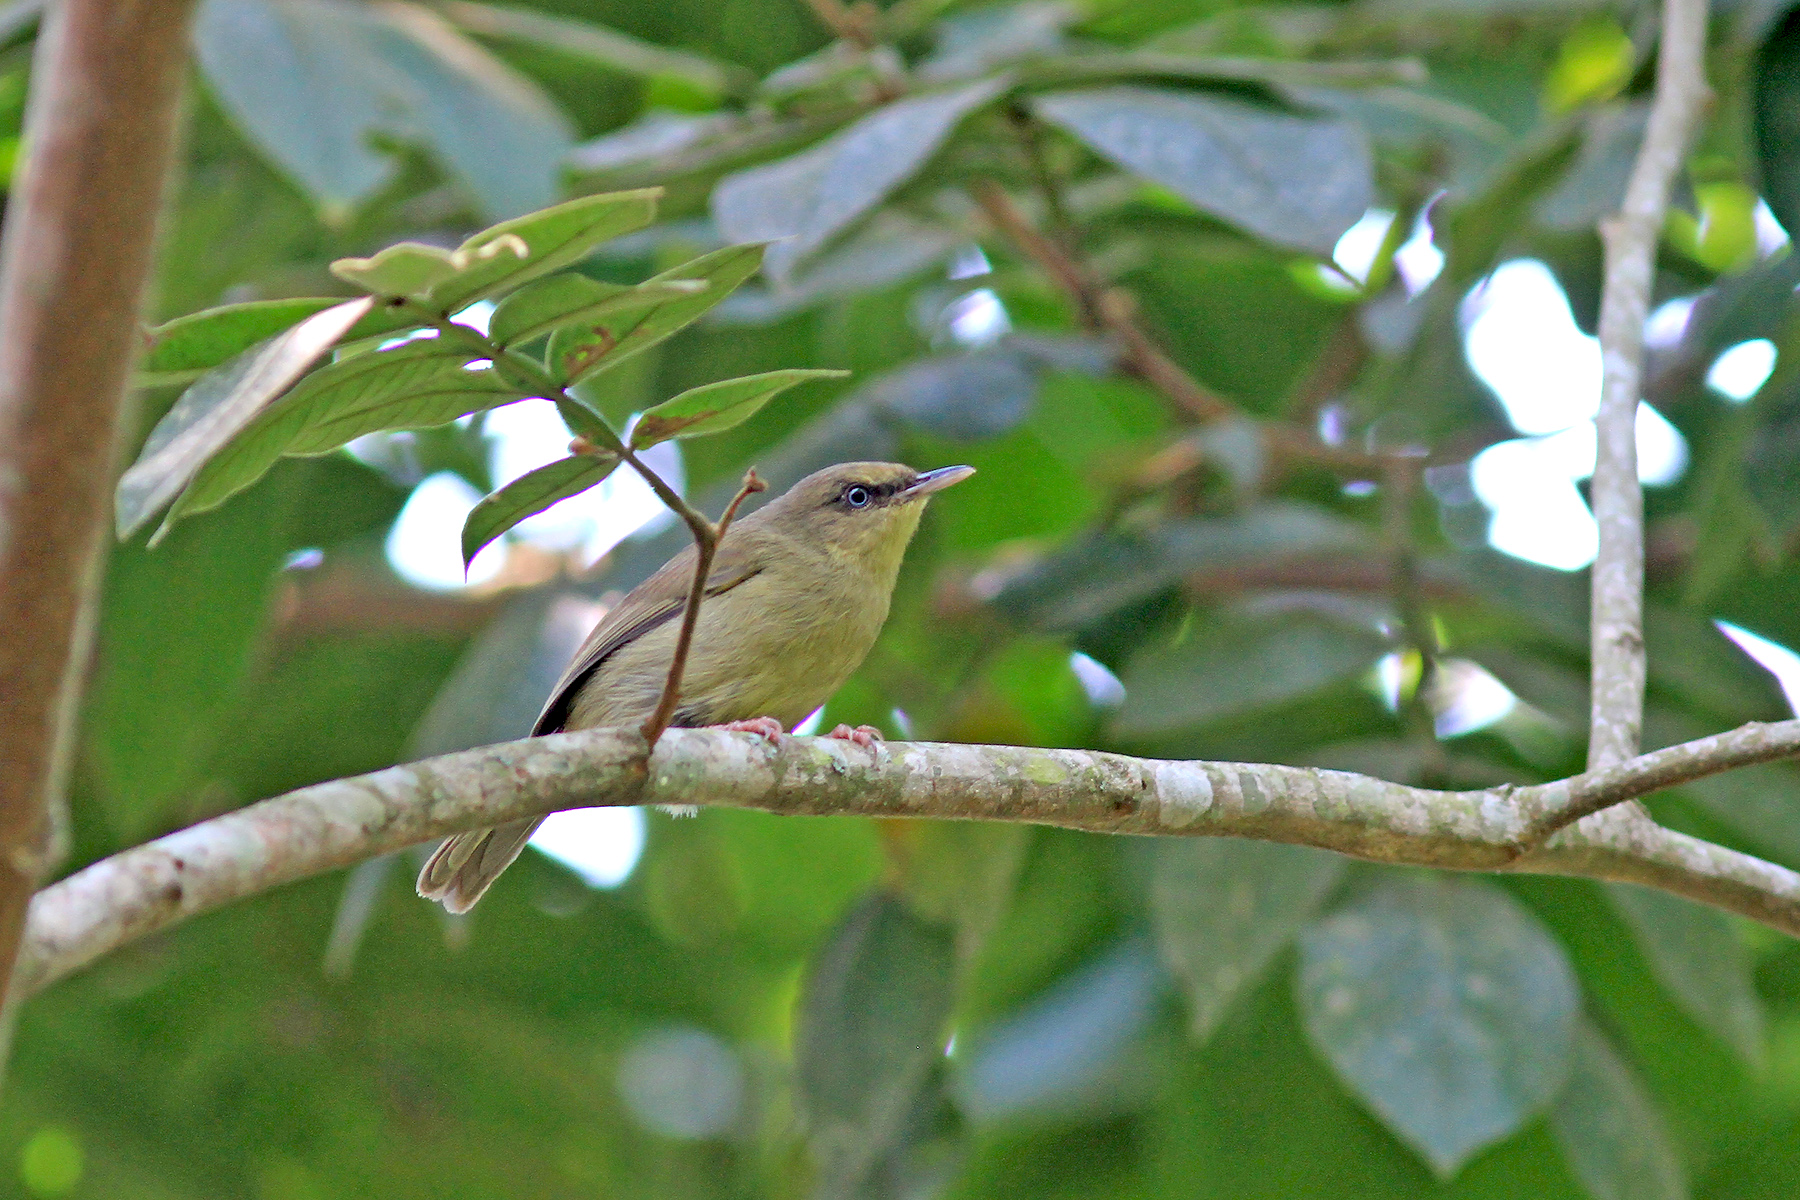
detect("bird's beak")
[903,465,975,499]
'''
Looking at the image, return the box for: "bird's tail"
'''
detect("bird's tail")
[416,817,543,913]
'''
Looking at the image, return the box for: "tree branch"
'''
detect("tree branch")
[0,0,198,1022]
[19,718,1800,998]
[1588,0,1711,769]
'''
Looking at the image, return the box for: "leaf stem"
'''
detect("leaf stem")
[396,300,771,750]
[639,468,766,745]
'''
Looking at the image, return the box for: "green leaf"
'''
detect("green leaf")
[486,272,705,347]
[194,0,575,221]
[164,338,524,532]
[998,504,1369,633]
[630,368,847,449]
[330,242,459,296]
[440,0,739,98]
[798,892,956,1199]
[356,2,574,221]
[1112,611,1387,739]
[1031,86,1373,256]
[193,0,405,214]
[117,296,375,539]
[892,822,1030,963]
[1549,1019,1689,1200]
[712,78,1008,281]
[139,297,343,386]
[461,454,618,566]
[1607,884,1766,1066]
[1755,6,1800,237]
[1296,877,1579,1177]
[1152,839,1345,1043]
[428,187,663,313]
[547,242,766,384]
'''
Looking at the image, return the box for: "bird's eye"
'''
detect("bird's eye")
[844,485,872,508]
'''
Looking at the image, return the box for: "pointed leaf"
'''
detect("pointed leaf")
[1114,611,1386,738]
[630,368,847,449]
[462,453,618,566]
[440,0,737,96]
[117,296,375,539]
[193,0,403,214]
[486,272,705,347]
[359,2,575,221]
[799,892,956,1198]
[139,298,344,386]
[1032,86,1372,256]
[712,78,1008,281]
[427,187,663,312]
[1296,877,1579,1176]
[547,242,766,384]
[330,241,459,296]
[1153,839,1345,1042]
[1549,1019,1689,1200]
[164,338,524,532]
[1607,884,1766,1066]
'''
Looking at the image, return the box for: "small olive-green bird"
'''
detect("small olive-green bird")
[417,460,974,912]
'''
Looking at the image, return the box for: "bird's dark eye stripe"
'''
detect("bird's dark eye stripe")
[836,479,906,508]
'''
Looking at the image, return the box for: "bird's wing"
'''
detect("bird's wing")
[532,536,763,735]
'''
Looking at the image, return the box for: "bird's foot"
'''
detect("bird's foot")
[720,716,785,742]
[828,723,883,749]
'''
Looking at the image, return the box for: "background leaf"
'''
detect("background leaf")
[1032,86,1373,256]
[1296,877,1580,1175]
[799,892,958,1199]
[712,78,1008,282]
[1606,884,1766,1066]
[1153,839,1345,1042]
[1549,1018,1689,1200]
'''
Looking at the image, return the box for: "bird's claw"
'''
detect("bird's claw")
[721,716,785,742]
[828,723,883,749]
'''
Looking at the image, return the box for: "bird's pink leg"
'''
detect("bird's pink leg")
[719,716,785,742]
[828,723,883,749]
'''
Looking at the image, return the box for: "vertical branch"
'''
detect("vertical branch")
[1588,0,1711,769]
[0,0,198,1026]
[639,469,766,746]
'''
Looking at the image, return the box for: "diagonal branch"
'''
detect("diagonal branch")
[1587,0,1712,770]
[19,717,1800,999]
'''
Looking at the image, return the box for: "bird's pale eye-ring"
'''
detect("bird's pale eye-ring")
[845,485,872,508]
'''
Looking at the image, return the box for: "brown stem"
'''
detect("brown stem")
[0,0,198,1029]
[972,179,1236,423]
[1587,0,1712,770]
[639,468,766,745]
[799,0,875,48]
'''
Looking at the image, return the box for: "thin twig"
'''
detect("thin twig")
[640,468,766,744]
[971,179,1236,422]
[408,307,774,750]
[19,717,1800,999]
[1587,0,1712,770]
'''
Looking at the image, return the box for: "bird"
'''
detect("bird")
[417,460,974,912]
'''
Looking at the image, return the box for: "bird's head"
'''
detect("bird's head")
[759,461,974,577]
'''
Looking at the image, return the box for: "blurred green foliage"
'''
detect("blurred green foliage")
[17,0,1800,1197]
